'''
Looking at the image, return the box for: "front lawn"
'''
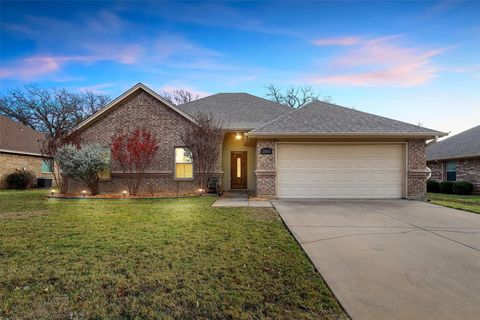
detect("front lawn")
[427,192,480,214]
[0,190,346,319]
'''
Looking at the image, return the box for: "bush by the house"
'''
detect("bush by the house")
[6,170,36,189]
[439,181,454,194]
[427,180,440,193]
[56,144,110,195]
[452,181,474,195]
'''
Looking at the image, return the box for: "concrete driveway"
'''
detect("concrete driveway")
[272,200,480,320]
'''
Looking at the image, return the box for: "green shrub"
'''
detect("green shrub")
[427,180,440,193]
[439,181,454,194]
[452,181,474,195]
[6,171,36,189]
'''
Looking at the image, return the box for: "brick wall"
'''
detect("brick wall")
[457,158,480,194]
[427,161,443,181]
[71,88,221,195]
[255,139,276,196]
[0,153,54,188]
[407,139,429,200]
[428,157,480,194]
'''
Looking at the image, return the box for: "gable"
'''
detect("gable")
[72,83,195,133]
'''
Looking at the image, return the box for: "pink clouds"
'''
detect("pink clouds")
[306,35,457,86]
[312,36,362,46]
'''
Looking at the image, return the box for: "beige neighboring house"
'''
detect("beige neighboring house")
[0,115,54,188]
[70,83,447,199]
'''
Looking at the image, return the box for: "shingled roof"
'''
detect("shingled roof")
[177,93,291,130]
[248,101,446,137]
[427,125,480,161]
[0,116,45,156]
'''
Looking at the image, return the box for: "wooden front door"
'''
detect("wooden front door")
[231,151,247,189]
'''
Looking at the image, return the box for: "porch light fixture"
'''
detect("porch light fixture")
[82,190,87,198]
[235,132,242,140]
[122,190,127,198]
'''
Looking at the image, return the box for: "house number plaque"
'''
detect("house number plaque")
[260,148,273,155]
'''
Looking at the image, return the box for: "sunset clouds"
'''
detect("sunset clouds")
[307,35,457,86]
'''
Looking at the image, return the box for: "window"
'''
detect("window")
[446,161,456,181]
[41,159,53,173]
[175,147,193,179]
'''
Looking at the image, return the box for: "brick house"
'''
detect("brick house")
[427,125,480,194]
[0,116,54,188]
[70,83,446,199]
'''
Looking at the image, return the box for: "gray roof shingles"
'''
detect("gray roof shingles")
[177,93,292,130]
[249,101,444,135]
[427,125,480,160]
[0,115,45,155]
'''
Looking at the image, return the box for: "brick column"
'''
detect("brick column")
[407,139,429,200]
[255,139,276,196]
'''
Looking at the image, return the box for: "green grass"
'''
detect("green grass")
[0,190,346,319]
[427,192,480,214]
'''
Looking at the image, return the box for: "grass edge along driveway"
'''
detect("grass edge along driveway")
[427,192,480,214]
[0,190,347,320]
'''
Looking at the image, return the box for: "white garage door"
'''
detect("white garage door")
[277,144,405,198]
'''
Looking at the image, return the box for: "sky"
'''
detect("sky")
[1,0,479,137]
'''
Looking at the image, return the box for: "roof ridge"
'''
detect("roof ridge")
[250,105,302,132]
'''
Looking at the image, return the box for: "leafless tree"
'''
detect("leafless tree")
[0,84,110,136]
[181,113,224,193]
[265,84,332,108]
[160,89,199,106]
[0,85,109,193]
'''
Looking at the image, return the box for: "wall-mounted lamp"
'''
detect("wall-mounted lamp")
[235,132,242,140]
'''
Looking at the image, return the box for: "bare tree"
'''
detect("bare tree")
[181,113,224,192]
[160,89,199,106]
[265,84,332,108]
[0,84,110,136]
[0,85,109,193]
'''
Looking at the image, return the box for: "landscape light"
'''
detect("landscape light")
[198,188,204,193]
[82,190,87,198]
[122,190,127,198]
[50,189,55,197]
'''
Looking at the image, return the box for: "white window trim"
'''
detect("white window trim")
[174,147,194,180]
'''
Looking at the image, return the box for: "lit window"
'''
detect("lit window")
[237,157,241,178]
[175,147,193,179]
[41,159,53,173]
[446,161,456,181]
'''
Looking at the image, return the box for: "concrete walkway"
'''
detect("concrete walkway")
[212,193,272,207]
[273,199,480,320]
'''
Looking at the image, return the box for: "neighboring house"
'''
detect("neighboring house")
[427,125,480,194]
[70,83,446,199]
[0,116,54,188]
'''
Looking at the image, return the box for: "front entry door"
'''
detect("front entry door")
[231,151,247,189]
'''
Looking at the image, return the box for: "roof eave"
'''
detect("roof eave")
[427,154,480,161]
[70,83,197,134]
[246,131,448,139]
[0,148,46,157]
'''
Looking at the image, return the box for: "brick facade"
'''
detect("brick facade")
[254,139,276,196]
[72,89,221,195]
[428,157,480,194]
[407,139,429,200]
[0,152,54,188]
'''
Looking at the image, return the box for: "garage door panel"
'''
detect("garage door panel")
[277,144,404,199]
